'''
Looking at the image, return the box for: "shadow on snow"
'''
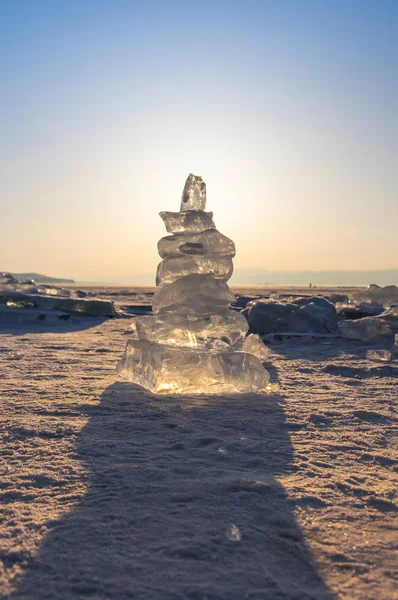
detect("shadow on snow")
[13,381,336,599]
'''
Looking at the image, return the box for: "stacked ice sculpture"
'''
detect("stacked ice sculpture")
[117,174,270,394]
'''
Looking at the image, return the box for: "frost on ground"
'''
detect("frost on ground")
[0,288,397,599]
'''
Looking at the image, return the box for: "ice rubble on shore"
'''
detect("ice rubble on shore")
[244,296,338,335]
[238,284,398,345]
[338,308,398,343]
[0,273,117,324]
[332,285,398,344]
[350,284,398,309]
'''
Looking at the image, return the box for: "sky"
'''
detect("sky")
[1,0,397,282]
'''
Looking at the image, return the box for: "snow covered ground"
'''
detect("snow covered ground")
[0,287,397,599]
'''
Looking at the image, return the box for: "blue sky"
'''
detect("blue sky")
[1,0,397,281]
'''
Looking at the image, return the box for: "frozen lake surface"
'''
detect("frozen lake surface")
[0,286,397,599]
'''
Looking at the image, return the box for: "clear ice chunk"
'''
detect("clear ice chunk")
[0,272,18,285]
[135,307,248,350]
[247,297,337,335]
[0,291,117,316]
[226,524,241,542]
[366,333,398,362]
[351,284,398,309]
[366,348,396,362]
[338,307,398,342]
[117,339,270,394]
[152,274,236,314]
[160,211,215,234]
[158,229,235,259]
[180,173,206,211]
[156,255,233,287]
[242,334,269,361]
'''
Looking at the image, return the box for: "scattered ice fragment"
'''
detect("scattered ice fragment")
[327,293,350,304]
[336,301,384,320]
[366,334,398,362]
[366,349,394,362]
[0,273,72,297]
[246,297,337,335]
[265,381,281,393]
[0,272,18,285]
[0,278,117,323]
[8,350,24,360]
[36,285,63,296]
[338,308,398,342]
[226,524,241,542]
[50,299,117,317]
[351,284,398,309]
[242,334,269,360]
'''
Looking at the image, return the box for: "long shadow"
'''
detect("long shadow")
[13,382,336,600]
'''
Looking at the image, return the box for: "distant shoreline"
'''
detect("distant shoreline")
[64,283,366,293]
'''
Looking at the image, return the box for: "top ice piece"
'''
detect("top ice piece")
[180,173,206,211]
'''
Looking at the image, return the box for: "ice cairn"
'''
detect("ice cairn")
[117,174,270,394]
